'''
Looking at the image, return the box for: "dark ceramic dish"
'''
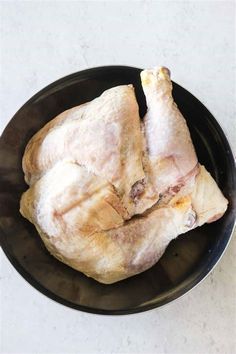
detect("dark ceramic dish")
[0,66,235,315]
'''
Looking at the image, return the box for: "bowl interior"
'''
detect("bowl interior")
[0,66,235,314]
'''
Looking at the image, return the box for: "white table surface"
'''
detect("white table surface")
[0,2,235,354]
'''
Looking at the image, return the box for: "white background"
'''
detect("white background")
[0,1,235,353]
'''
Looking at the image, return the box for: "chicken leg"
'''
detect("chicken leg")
[141,67,198,197]
[20,66,228,284]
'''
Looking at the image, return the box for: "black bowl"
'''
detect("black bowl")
[0,66,235,315]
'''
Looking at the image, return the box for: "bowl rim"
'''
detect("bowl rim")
[0,65,235,315]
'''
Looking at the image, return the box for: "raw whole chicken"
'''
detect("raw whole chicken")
[20,67,228,284]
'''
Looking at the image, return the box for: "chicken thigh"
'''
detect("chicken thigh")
[22,85,146,216]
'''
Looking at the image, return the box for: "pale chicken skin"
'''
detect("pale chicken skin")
[22,85,146,216]
[141,67,198,195]
[20,67,228,284]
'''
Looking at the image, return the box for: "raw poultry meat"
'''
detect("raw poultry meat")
[20,67,228,284]
[22,85,146,216]
[141,67,198,196]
